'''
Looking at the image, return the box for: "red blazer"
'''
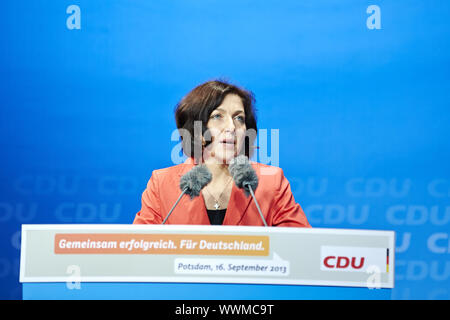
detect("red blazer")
[133,157,311,227]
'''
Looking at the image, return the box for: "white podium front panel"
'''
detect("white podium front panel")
[20,224,395,288]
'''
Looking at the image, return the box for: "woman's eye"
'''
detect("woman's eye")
[211,114,222,119]
[235,115,245,122]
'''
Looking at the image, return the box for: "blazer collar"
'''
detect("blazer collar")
[177,157,254,225]
[176,157,197,177]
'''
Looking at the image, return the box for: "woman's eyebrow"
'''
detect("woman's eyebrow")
[214,107,245,114]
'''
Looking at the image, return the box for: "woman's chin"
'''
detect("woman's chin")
[203,143,244,164]
[213,149,238,164]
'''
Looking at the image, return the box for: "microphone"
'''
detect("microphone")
[229,155,268,227]
[162,164,212,224]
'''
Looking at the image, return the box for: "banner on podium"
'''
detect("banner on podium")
[20,224,395,288]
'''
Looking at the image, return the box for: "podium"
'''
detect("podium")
[20,224,395,300]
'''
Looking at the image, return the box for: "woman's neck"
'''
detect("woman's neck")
[203,158,232,182]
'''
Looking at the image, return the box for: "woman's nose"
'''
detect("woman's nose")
[224,115,236,131]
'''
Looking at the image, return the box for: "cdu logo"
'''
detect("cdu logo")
[321,246,389,273]
[323,256,365,270]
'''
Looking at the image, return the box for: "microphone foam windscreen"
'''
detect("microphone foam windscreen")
[229,155,259,197]
[180,165,212,199]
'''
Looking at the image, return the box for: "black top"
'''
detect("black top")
[206,208,227,225]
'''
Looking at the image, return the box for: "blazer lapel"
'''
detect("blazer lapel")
[224,161,259,225]
[223,181,253,225]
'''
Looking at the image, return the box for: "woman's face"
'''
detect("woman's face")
[204,94,247,164]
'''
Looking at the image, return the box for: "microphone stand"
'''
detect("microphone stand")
[162,188,187,224]
[244,182,268,227]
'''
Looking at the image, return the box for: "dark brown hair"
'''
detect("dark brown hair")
[174,80,258,160]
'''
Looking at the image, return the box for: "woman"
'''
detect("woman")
[133,80,310,227]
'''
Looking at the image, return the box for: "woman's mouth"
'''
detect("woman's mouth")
[220,139,235,148]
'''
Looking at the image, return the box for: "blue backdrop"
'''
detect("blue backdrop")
[1,0,449,300]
